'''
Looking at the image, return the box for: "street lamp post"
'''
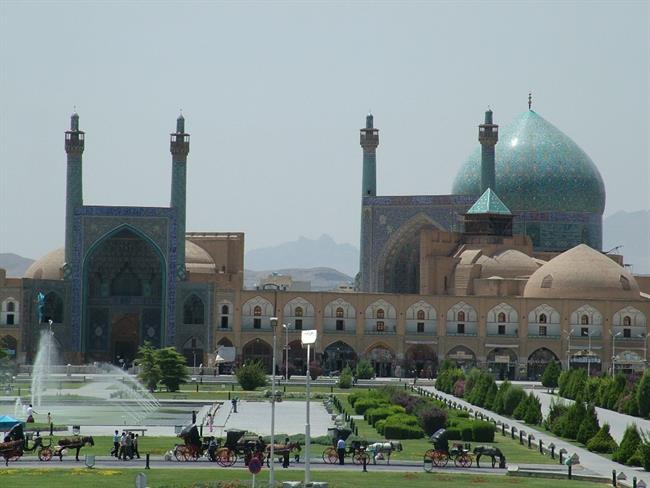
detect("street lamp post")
[282,323,290,381]
[564,328,575,371]
[587,331,592,377]
[641,332,650,367]
[270,316,279,486]
[301,329,318,486]
[611,331,621,376]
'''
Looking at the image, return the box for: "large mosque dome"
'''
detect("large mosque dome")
[452,110,606,215]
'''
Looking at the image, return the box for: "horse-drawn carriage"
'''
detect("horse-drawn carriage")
[423,429,473,471]
[54,436,95,461]
[174,425,206,461]
[0,424,59,465]
[214,429,263,467]
[321,427,370,465]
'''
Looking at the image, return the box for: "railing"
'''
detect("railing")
[486,332,518,337]
[446,332,478,337]
[323,328,357,334]
[241,325,272,331]
[364,330,397,335]
[528,334,561,339]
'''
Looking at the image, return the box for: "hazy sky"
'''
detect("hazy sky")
[1,1,648,260]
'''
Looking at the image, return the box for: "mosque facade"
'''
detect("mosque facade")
[0,105,648,380]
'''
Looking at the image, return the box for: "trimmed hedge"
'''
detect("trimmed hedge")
[472,421,496,442]
[383,423,425,439]
[354,398,385,415]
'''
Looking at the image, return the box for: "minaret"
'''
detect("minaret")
[170,113,190,278]
[64,112,85,267]
[478,109,498,193]
[358,113,379,291]
[360,113,379,196]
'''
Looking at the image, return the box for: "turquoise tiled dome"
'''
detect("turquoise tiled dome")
[452,110,606,214]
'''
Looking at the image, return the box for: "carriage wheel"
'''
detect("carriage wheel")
[216,448,236,467]
[173,446,188,462]
[353,451,370,465]
[322,447,338,464]
[455,453,472,468]
[39,447,53,462]
[423,450,435,472]
[433,450,449,467]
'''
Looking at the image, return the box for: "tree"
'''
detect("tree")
[613,424,642,465]
[236,361,268,391]
[155,347,189,392]
[355,360,374,380]
[524,394,543,425]
[136,342,161,392]
[576,404,599,444]
[541,361,561,393]
[637,369,650,418]
[587,423,618,453]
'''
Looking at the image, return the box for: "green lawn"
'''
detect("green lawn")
[0,468,604,488]
[335,395,557,465]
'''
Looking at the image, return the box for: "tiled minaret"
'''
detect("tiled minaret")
[479,109,498,193]
[64,112,85,269]
[170,113,190,279]
[359,113,379,291]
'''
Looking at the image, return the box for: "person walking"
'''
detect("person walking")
[26,404,37,423]
[119,432,127,460]
[282,436,290,468]
[336,437,346,465]
[132,433,140,459]
[206,413,213,433]
[125,432,133,460]
[111,430,120,457]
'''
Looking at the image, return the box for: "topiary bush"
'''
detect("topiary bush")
[638,443,650,471]
[587,423,618,454]
[236,360,269,390]
[383,423,424,439]
[576,404,599,445]
[418,405,448,436]
[471,421,496,442]
[524,394,543,425]
[355,360,374,379]
[502,385,526,416]
[613,424,642,465]
[354,398,386,415]
[338,366,353,389]
[637,369,650,418]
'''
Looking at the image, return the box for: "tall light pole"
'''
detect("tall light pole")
[587,331,593,377]
[270,316,278,486]
[282,323,290,381]
[564,328,575,371]
[641,332,650,367]
[611,331,621,376]
[301,329,317,486]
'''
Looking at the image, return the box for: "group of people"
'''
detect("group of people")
[111,430,140,460]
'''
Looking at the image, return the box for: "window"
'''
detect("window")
[416,310,425,321]
[183,295,204,325]
[376,309,385,319]
[457,323,465,334]
[498,312,506,323]
[221,316,229,329]
[539,325,547,336]
[336,319,344,331]
[253,306,262,316]
[498,324,506,335]
[541,274,553,288]
[253,318,261,329]
[581,315,589,325]
[336,307,344,318]
[417,322,425,333]
[623,316,632,326]
[624,328,631,338]
[581,327,589,337]
[539,313,547,324]
[295,319,303,330]
[295,307,304,317]
[376,321,385,332]
[221,305,229,315]
[6,314,14,325]
[7,302,15,312]
[457,311,465,322]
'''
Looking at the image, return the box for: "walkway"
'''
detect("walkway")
[527,389,650,443]
[424,386,650,487]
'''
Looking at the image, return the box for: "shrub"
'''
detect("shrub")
[638,443,650,471]
[461,426,473,441]
[472,421,496,442]
[502,386,526,416]
[309,361,323,380]
[375,419,386,435]
[544,398,568,431]
[418,405,448,436]
[483,382,498,411]
[541,360,561,391]
[561,401,586,440]
[436,367,465,394]
[446,427,462,440]
[383,423,424,439]
[587,424,618,453]
[391,391,423,414]
[453,379,465,397]
[492,381,511,414]
[355,360,374,380]
[576,404,599,445]
[524,394,543,425]
[613,424,642,465]
[637,369,650,418]
[354,398,386,415]
[513,393,529,420]
[338,366,353,389]
[366,406,405,426]
[236,360,268,391]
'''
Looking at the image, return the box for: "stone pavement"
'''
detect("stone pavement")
[425,386,650,487]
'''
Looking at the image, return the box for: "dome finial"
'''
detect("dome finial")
[528,92,532,110]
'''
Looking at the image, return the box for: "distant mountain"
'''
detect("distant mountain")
[0,253,34,277]
[245,234,359,277]
[244,267,354,291]
[603,210,650,274]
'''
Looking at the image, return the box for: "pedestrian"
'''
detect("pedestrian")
[282,436,290,468]
[111,430,120,457]
[119,431,127,460]
[206,413,213,433]
[133,433,140,459]
[26,404,37,423]
[231,397,238,413]
[336,437,346,465]
[125,432,133,460]
[207,437,218,462]
[47,412,52,425]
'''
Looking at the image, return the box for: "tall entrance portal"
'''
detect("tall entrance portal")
[83,227,164,364]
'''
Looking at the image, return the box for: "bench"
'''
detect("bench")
[172,394,188,399]
[126,428,148,436]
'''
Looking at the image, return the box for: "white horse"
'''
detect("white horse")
[367,440,403,464]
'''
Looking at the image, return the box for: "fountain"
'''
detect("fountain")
[31,329,59,408]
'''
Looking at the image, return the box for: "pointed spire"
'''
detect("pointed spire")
[176,110,185,133]
[528,92,532,110]
[366,111,374,129]
[70,111,79,131]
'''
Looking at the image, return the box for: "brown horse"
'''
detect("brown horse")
[263,442,301,467]
[56,436,95,461]
[0,439,24,466]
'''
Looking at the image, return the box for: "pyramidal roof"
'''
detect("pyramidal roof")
[467,188,512,215]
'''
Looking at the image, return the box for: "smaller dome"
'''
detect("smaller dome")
[24,248,64,280]
[524,244,640,299]
[478,249,542,279]
[185,241,216,274]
